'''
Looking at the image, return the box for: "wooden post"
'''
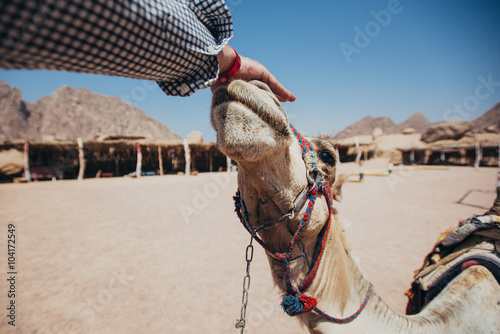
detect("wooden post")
[77,138,85,181]
[136,142,142,178]
[354,137,361,162]
[424,150,431,165]
[183,139,190,176]
[158,146,164,175]
[115,156,120,177]
[474,143,481,170]
[23,142,32,182]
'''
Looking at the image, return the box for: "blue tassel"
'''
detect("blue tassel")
[281,295,303,316]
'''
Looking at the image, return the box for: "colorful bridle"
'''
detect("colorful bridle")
[233,124,373,325]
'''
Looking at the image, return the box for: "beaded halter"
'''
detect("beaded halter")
[233,124,373,324]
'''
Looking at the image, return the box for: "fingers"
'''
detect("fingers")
[266,73,296,102]
[251,60,296,103]
[214,54,296,102]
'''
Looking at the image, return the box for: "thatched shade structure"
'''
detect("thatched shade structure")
[326,135,378,162]
[324,132,499,166]
[398,133,500,166]
[0,136,228,181]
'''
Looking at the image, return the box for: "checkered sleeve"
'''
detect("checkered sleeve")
[0,0,233,96]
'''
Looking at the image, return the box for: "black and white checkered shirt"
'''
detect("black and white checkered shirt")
[0,0,233,96]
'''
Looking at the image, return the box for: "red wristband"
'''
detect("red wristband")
[217,46,241,84]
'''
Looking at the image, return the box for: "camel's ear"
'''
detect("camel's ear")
[332,174,347,202]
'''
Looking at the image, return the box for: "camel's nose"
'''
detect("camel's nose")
[211,80,288,132]
[247,80,274,94]
[210,80,292,162]
[212,80,279,108]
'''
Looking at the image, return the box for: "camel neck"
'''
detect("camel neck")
[293,222,409,332]
[293,217,485,334]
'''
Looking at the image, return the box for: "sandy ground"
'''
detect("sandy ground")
[0,161,497,334]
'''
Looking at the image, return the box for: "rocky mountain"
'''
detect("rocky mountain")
[396,111,431,133]
[421,120,473,143]
[0,80,180,142]
[0,81,35,140]
[334,116,398,140]
[472,102,500,133]
[334,111,455,140]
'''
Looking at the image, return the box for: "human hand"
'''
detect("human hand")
[211,46,296,102]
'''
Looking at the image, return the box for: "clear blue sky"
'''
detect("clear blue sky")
[1,0,500,141]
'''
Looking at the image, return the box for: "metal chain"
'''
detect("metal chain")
[235,233,255,333]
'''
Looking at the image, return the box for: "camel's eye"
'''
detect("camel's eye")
[319,150,335,166]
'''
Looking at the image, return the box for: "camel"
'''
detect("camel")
[210,80,500,333]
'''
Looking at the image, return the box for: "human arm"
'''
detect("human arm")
[0,0,232,96]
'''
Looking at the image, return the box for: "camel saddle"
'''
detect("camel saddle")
[406,213,500,315]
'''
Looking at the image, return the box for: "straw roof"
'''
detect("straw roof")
[335,132,499,154]
[0,137,217,152]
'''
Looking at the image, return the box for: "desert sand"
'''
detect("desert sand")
[0,161,497,334]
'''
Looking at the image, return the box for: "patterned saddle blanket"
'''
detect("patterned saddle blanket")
[406,214,500,314]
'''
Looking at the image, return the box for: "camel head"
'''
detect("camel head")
[211,80,343,260]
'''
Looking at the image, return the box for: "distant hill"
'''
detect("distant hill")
[333,108,500,140]
[472,102,500,133]
[0,81,35,140]
[334,112,433,140]
[395,111,431,133]
[0,80,181,142]
[334,116,397,140]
